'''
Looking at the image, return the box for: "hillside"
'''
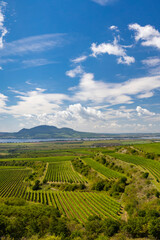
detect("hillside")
[0,125,160,139]
[0,125,100,139]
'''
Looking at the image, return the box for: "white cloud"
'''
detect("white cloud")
[0,1,7,49]
[22,58,54,68]
[13,103,159,133]
[0,34,65,57]
[91,37,135,65]
[129,23,160,49]
[66,66,84,78]
[71,72,160,105]
[7,88,69,116]
[0,92,8,111]
[71,55,87,64]
[137,92,154,99]
[109,25,119,32]
[142,57,160,67]
[92,0,116,6]
[1,85,159,133]
[136,106,155,116]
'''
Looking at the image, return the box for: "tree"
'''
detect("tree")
[32,180,40,190]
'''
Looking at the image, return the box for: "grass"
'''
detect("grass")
[134,142,160,155]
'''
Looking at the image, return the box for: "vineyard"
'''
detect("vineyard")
[108,153,160,182]
[0,166,122,224]
[83,158,123,179]
[0,168,30,198]
[44,161,87,183]
[23,191,121,223]
[134,142,160,155]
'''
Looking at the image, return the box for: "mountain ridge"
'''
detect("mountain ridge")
[0,125,159,139]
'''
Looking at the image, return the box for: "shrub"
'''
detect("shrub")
[32,180,41,190]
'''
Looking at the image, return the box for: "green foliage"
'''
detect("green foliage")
[102,219,120,237]
[71,158,91,177]
[123,217,148,238]
[85,216,120,239]
[142,172,149,178]
[0,199,69,240]
[148,218,160,238]
[32,180,41,190]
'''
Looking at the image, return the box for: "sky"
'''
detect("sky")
[0,0,160,133]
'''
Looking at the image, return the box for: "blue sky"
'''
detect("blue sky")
[0,0,160,133]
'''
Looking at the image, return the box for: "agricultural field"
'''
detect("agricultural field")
[0,168,31,198]
[108,152,160,182]
[0,140,160,239]
[23,191,121,223]
[44,161,87,183]
[134,142,160,155]
[83,158,124,179]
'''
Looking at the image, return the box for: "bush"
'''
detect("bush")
[32,180,41,190]
[148,218,160,239]
[43,179,48,184]
[123,217,148,238]
[102,219,120,237]
[142,172,149,179]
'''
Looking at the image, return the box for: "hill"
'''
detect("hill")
[0,125,160,139]
[0,125,101,139]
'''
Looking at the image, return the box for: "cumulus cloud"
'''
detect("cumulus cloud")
[91,37,135,65]
[13,103,159,133]
[1,85,159,133]
[7,88,69,117]
[71,55,87,64]
[129,23,160,49]
[71,72,160,105]
[136,106,156,116]
[66,66,84,78]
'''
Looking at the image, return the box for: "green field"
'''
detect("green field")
[0,155,77,162]
[83,158,124,179]
[24,191,121,223]
[44,161,87,183]
[134,142,160,155]
[0,168,31,198]
[0,140,160,239]
[108,152,160,182]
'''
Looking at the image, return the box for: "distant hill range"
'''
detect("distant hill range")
[0,125,159,139]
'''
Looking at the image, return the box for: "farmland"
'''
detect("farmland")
[44,161,87,183]
[0,168,31,198]
[83,157,123,179]
[134,142,160,155]
[108,152,160,182]
[23,191,121,224]
[0,140,160,239]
